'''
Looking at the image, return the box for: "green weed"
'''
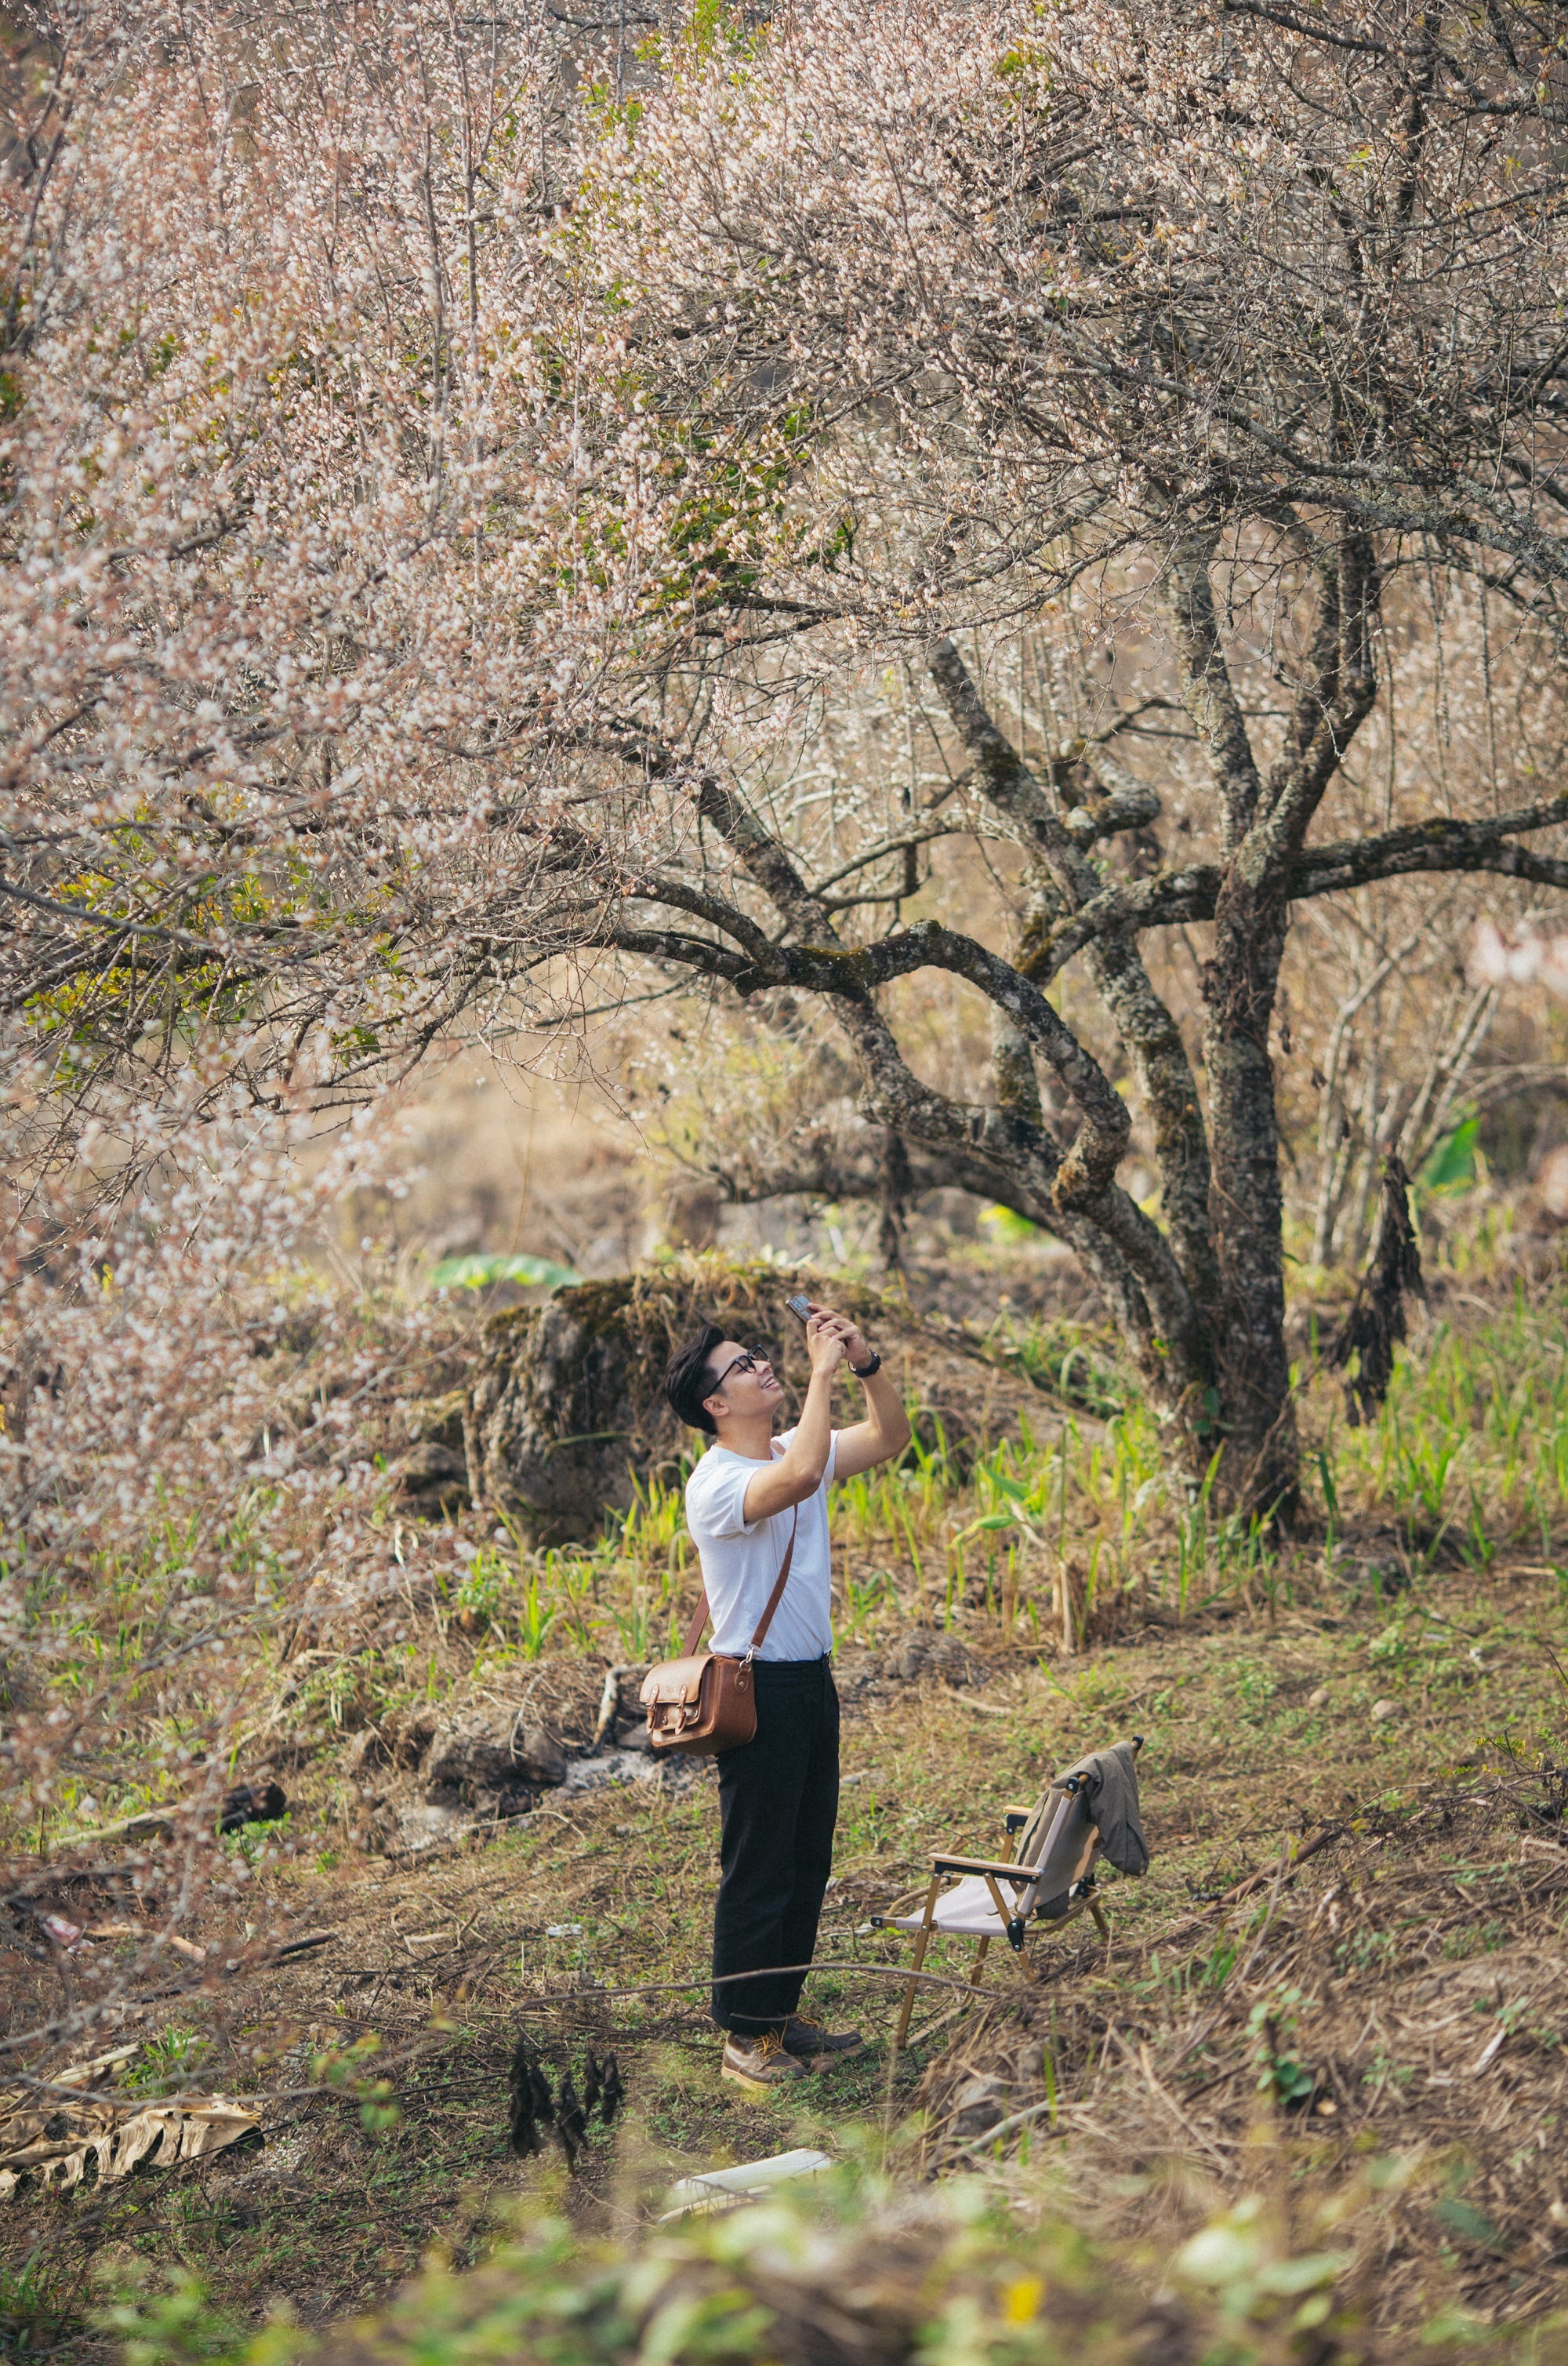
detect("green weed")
[122,2027,212,2096]
[1247,1985,1318,2108]
[0,2251,78,2360]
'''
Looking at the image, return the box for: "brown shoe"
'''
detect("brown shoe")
[720,2030,809,2092]
[781,2016,864,2068]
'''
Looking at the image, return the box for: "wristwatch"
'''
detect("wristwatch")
[849,1350,882,1378]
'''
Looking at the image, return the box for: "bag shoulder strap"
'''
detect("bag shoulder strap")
[680,1503,800,1659]
[749,1504,800,1652]
[680,1589,710,1659]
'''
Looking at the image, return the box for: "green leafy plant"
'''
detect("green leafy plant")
[312,2033,401,2136]
[121,2026,212,2096]
[92,2260,252,2366]
[978,1202,1040,1245]
[1,2249,79,2360]
[516,1571,559,1660]
[1172,2197,1342,2335]
[453,1547,507,1630]
[1247,1985,1318,2107]
[430,1252,580,1292]
[1417,1114,1479,1198]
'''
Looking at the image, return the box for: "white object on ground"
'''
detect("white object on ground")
[661,2147,833,2221]
[563,1750,662,1794]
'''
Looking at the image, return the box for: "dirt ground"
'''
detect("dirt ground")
[7,1550,1566,2355]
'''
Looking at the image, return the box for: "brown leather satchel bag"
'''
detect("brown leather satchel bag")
[640,1509,798,1757]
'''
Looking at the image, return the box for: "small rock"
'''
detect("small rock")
[397,1801,470,1852]
[1536,1142,1568,1223]
[423,1708,568,1797]
[1308,1687,1330,1710]
[1371,1697,1399,1723]
[394,1441,467,1496]
[888,1630,979,1685]
[344,1728,392,1774]
[220,1779,288,1832]
[949,2072,1010,2139]
[397,1388,468,1451]
[382,1705,441,1768]
[470,1785,535,1822]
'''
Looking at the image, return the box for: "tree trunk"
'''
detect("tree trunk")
[1203,878,1298,1517]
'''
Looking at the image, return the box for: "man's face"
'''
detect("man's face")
[702,1339,783,1425]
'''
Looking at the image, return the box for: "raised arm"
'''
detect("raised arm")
[814,1304,912,1480]
[740,1314,847,1522]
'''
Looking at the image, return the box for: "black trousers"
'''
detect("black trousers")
[711,1656,840,2035]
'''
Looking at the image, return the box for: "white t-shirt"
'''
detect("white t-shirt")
[683,1427,838,1662]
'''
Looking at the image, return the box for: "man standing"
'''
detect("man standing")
[662,1302,910,2092]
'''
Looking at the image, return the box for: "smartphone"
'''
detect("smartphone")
[785,1293,811,1327]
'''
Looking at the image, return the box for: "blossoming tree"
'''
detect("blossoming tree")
[540,0,1568,1513]
[7,0,1568,1519]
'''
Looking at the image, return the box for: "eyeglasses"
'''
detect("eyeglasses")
[708,1347,770,1394]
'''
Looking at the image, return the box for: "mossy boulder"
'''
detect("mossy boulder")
[470,1276,681,1545]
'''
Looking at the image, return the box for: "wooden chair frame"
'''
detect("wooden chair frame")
[876,1797,1110,2059]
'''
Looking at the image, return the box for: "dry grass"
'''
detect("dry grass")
[916,1739,1568,2335]
[7,1552,1568,2357]
[9,1272,1568,2361]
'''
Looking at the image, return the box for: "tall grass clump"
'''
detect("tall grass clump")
[1330,1291,1568,1573]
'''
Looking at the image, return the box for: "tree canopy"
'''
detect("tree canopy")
[6,0,1568,1506]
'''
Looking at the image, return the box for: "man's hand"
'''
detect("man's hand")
[806,1310,848,1375]
[808,1302,870,1369]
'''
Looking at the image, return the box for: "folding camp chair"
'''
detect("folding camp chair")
[873,1736,1144,2058]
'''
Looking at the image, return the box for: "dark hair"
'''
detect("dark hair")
[663,1322,728,1436]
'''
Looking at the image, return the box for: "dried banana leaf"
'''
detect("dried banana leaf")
[0,2092,260,2197]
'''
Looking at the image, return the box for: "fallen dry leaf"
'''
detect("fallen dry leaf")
[0,2088,260,2197]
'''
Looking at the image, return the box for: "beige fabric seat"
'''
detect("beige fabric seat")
[886,1873,1022,1938]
